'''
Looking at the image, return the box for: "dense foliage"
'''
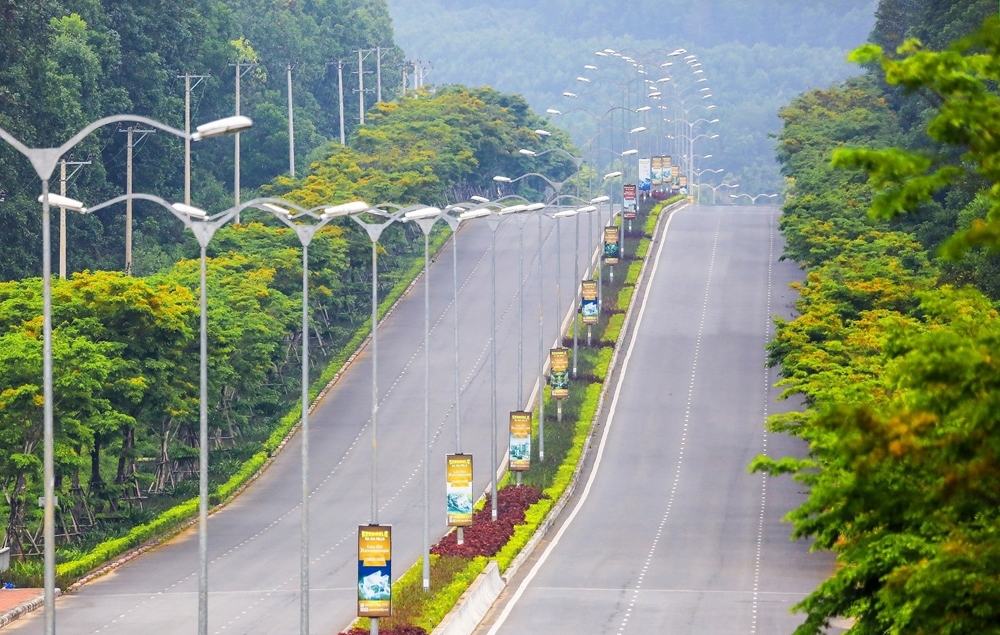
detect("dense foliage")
[1,69,578,572]
[759,4,1000,633]
[388,0,879,195]
[0,0,401,280]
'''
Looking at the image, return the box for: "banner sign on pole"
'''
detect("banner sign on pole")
[549,348,570,399]
[664,155,672,170]
[358,525,392,618]
[651,156,663,186]
[445,455,473,526]
[581,280,599,324]
[604,226,620,265]
[679,176,687,188]
[509,411,532,471]
[638,159,651,191]
[623,184,637,204]
[671,165,680,180]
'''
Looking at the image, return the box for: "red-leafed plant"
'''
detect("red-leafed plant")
[431,485,543,558]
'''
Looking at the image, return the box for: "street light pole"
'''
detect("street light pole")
[0,112,250,635]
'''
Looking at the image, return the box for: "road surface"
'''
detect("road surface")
[479,205,833,635]
[6,207,611,634]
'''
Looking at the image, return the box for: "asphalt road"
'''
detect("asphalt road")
[479,205,833,635]
[6,206,612,634]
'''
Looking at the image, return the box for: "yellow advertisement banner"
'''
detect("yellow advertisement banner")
[549,348,570,399]
[446,454,474,526]
[509,411,532,471]
[358,525,392,617]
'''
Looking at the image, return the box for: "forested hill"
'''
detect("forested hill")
[758,1,1000,632]
[387,0,878,196]
[0,0,401,280]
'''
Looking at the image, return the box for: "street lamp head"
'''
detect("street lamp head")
[694,70,704,75]
[459,208,491,220]
[191,115,253,141]
[711,118,720,123]
[684,54,697,60]
[518,149,537,157]
[660,62,673,68]
[668,49,686,56]
[603,171,623,180]
[404,206,442,220]
[575,205,597,214]
[595,51,608,57]
[525,202,546,211]
[701,87,711,92]
[499,204,527,215]
[535,129,552,136]
[629,126,647,134]
[703,154,713,159]
[562,92,577,98]
[703,94,713,99]
[604,48,617,54]
[38,193,86,212]
[590,195,610,204]
[470,195,490,203]
[172,202,209,219]
[710,134,719,138]
[323,200,370,218]
[493,175,512,183]
[647,92,662,97]
[621,149,639,156]
[552,209,577,218]
[576,76,591,83]
[584,65,598,71]
[636,106,651,112]
[657,77,670,83]
[261,203,291,215]
[546,108,562,115]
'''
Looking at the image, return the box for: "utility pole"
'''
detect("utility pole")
[177,73,209,206]
[118,126,155,275]
[230,61,258,221]
[57,157,90,279]
[357,49,366,125]
[287,63,296,177]
[376,46,382,103]
[331,60,347,145]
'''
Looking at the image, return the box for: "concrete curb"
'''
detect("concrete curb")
[0,589,60,629]
[430,562,505,635]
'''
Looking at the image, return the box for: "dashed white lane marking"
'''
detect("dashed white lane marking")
[749,209,776,635]
[613,211,722,635]
[486,204,690,635]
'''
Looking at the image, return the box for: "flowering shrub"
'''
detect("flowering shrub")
[431,486,542,558]
[341,627,428,635]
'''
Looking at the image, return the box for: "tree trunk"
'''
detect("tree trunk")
[115,426,135,485]
[4,473,28,557]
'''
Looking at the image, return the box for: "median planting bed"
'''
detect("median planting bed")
[341,195,682,635]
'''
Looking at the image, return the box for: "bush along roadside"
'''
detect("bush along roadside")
[46,225,454,589]
[343,196,684,635]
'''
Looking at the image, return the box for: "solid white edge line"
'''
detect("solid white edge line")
[486,204,688,635]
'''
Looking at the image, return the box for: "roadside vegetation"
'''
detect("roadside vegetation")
[0,69,579,587]
[756,3,1000,633]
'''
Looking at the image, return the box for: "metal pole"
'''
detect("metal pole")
[126,127,133,275]
[42,179,55,635]
[358,50,366,125]
[422,231,430,592]
[555,219,562,343]
[185,75,191,206]
[300,243,310,635]
[572,213,579,378]
[338,62,346,145]
[370,239,379,524]
[517,220,523,406]
[376,46,382,103]
[537,211,545,462]
[370,234,379,635]
[59,162,66,279]
[234,63,241,221]
[198,245,208,635]
[490,227,498,521]
[452,219,464,546]
[287,64,295,177]
[598,203,603,310]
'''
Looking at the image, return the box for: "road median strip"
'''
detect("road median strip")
[341,196,685,635]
